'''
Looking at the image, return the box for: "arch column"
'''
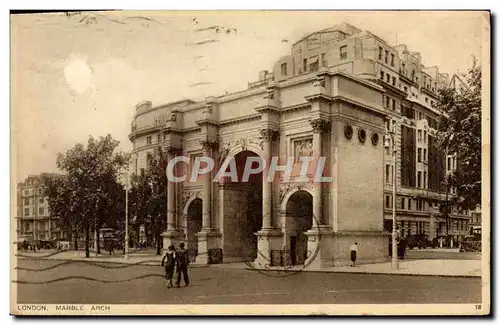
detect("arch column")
[162,147,185,250]
[310,118,331,228]
[254,128,283,267]
[196,140,222,264]
[304,118,334,269]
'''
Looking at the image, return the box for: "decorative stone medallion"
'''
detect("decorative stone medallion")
[344,124,353,140]
[371,132,379,146]
[358,128,366,143]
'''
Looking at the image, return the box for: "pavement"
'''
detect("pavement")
[15,259,482,305]
[15,248,482,277]
[210,259,481,277]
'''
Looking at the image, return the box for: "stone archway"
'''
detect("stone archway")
[220,150,263,262]
[284,189,313,265]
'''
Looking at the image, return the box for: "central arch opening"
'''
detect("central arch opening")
[222,150,263,262]
[186,198,202,259]
[285,190,313,265]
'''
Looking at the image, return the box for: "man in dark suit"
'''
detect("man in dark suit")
[175,242,190,287]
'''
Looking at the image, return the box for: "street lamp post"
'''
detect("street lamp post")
[385,119,399,270]
[123,172,130,260]
[33,190,37,252]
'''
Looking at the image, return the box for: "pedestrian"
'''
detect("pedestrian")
[350,242,358,267]
[161,245,176,288]
[108,241,115,256]
[400,237,407,260]
[175,242,190,287]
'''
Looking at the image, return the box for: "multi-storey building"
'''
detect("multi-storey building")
[16,174,64,242]
[128,22,470,267]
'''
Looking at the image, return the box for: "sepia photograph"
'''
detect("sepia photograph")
[9,10,490,316]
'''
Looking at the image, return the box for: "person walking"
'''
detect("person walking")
[175,242,190,288]
[108,240,115,256]
[350,242,358,267]
[161,245,176,288]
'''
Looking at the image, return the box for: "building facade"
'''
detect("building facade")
[128,23,469,267]
[16,174,64,242]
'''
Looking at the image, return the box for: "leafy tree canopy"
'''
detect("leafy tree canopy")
[436,59,482,210]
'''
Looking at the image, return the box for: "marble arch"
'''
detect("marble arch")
[129,68,390,268]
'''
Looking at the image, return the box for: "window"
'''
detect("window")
[417,171,422,188]
[303,58,307,72]
[385,50,389,63]
[386,74,390,83]
[386,195,391,208]
[386,164,390,184]
[392,76,396,86]
[401,198,406,209]
[310,60,319,72]
[425,97,428,103]
[418,130,422,142]
[418,148,422,162]
[157,133,161,143]
[39,207,44,215]
[423,131,427,143]
[408,199,412,210]
[401,62,406,74]
[163,131,168,140]
[281,62,288,76]
[424,171,427,188]
[321,53,326,67]
[404,86,408,92]
[39,197,44,204]
[385,96,390,108]
[423,148,427,162]
[379,46,383,60]
[340,45,347,60]
[431,100,434,107]
[380,70,384,80]
[447,157,452,170]
[25,223,30,231]
[146,136,152,145]
[24,208,29,216]
[24,198,29,205]
[391,53,395,66]
[392,99,396,110]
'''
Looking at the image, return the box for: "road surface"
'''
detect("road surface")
[16,259,481,305]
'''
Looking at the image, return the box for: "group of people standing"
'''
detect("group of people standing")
[161,242,190,288]
[388,236,408,259]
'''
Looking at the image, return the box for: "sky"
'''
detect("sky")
[11,11,488,181]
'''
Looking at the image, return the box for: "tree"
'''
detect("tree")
[52,134,129,257]
[129,168,152,247]
[42,173,80,249]
[129,147,168,255]
[436,59,482,210]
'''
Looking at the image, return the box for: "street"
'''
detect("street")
[405,249,481,260]
[16,259,481,305]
